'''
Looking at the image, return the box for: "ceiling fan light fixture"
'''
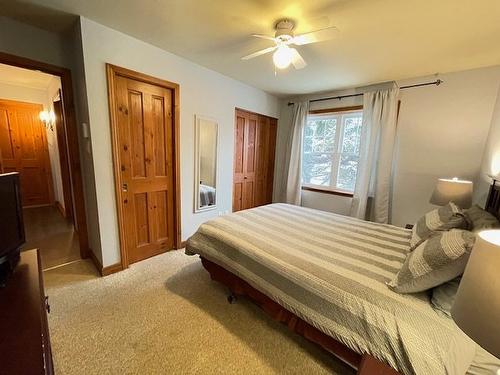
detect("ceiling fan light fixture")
[273,45,293,69]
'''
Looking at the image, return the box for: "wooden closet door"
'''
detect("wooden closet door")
[254,115,269,207]
[113,75,175,264]
[233,110,257,211]
[266,118,277,204]
[233,110,245,212]
[233,109,276,212]
[0,100,53,207]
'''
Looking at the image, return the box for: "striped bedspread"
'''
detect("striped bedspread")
[186,204,476,375]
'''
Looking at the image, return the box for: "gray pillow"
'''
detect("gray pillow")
[388,229,475,293]
[431,277,461,317]
[464,204,500,232]
[410,202,467,249]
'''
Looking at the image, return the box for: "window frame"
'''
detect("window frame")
[301,105,363,196]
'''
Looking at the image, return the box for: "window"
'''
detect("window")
[302,109,363,193]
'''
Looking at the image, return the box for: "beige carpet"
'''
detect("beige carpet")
[44,250,355,374]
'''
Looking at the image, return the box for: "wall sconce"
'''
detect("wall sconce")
[39,110,55,131]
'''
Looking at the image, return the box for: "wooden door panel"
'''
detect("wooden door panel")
[152,95,168,177]
[134,192,150,247]
[234,115,245,175]
[154,190,170,241]
[0,100,52,206]
[245,115,257,174]
[0,108,15,161]
[113,75,175,264]
[243,181,254,209]
[266,119,278,203]
[233,182,243,212]
[128,90,147,179]
[254,116,269,207]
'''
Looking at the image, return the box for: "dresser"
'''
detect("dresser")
[0,249,53,374]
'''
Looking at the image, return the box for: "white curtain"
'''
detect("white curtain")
[350,86,400,223]
[285,101,309,205]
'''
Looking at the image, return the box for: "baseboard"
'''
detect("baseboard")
[87,248,123,276]
[55,201,66,218]
[102,262,123,276]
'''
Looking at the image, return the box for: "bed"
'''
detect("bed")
[186,203,477,375]
[199,184,216,207]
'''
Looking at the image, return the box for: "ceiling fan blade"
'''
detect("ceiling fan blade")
[290,48,307,70]
[252,34,277,41]
[241,46,277,60]
[290,26,339,46]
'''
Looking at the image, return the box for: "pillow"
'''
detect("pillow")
[431,277,461,317]
[410,202,467,249]
[388,229,475,293]
[464,204,500,232]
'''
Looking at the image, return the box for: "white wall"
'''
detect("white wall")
[0,16,71,68]
[0,81,47,104]
[277,66,500,226]
[392,67,500,226]
[79,17,279,267]
[476,84,500,205]
[65,20,103,263]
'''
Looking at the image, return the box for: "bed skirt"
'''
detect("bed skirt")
[200,257,400,375]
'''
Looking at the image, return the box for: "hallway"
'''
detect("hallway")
[21,206,80,270]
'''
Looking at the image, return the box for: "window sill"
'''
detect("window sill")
[301,186,354,198]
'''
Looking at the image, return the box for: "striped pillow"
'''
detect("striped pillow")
[410,202,467,248]
[388,229,475,293]
[464,204,500,232]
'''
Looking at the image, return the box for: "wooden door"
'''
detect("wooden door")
[233,109,276,212]
[112,74,175,264]
[53,98,73,221]
[254,115,269,207]
[0,99,53,206]
[266,118,277,203]
[233,110,258,211]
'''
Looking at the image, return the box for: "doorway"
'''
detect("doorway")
[106,64,181,269]
[0,52,89,270]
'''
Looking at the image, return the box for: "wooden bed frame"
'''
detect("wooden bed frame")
[200,257,400,375]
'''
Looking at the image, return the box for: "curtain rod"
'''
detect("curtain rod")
[287,79,443,106]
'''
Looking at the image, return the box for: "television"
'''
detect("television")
[0,172,25,286]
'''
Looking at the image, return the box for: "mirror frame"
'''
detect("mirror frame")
[194,115,219,213]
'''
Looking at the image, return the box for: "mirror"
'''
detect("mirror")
[194,115,218,212]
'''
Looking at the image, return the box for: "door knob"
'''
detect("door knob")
[122,183,128,192]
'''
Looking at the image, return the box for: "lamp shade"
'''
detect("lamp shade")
[451,230,500,358]
[429,178,473,208]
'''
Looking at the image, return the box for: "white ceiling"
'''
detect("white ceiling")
[4,0,500,97]
[0,63,56,90]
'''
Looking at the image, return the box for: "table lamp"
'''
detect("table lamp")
[451,230,500,358]
[429,177,473,209]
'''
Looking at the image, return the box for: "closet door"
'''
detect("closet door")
[233,109,276,212]
[254,115,269,207]
[233,110,245,212]
[265,118,277,204]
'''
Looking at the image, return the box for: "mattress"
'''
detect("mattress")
[186,203,476,375]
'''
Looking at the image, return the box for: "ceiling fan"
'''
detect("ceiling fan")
[242,19,338,70]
